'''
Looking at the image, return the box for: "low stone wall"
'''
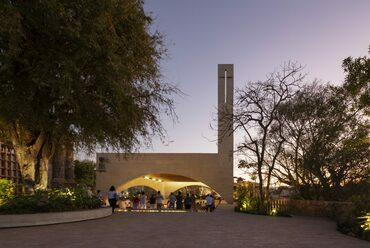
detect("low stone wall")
[0,207,112,228]
[288,199,353,220]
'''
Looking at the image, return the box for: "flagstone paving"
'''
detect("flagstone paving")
[0,205,368,248]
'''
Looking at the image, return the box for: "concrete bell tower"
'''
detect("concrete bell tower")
[217,64,234,202]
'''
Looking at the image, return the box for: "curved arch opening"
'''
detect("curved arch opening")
[114,173,225,210]
[122,185,157,198]
[173,185,221,199]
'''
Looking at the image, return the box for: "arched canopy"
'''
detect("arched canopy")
[116,173,222,200]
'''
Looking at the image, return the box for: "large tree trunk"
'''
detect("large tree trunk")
[257,164,265,213]
[13,147,36,192]
[9,124,52,192]
[14,147,50,191]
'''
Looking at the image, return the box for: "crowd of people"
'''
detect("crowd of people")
[107,186,217,213]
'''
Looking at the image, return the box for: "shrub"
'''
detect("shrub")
[337,190,370,241]
[0,185,100,214]
[0,179,15,206]
[235,185,263,214]
[360,213,370,231]
[74,160,96,186]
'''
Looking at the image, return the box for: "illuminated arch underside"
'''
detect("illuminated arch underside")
[117,173,220,197]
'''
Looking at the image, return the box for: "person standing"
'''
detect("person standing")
[149,194,156,209]
[140,191,147,209]
[210,194,216,212]
[97,189,104,205]
[133,193,140,209]
[190,193,196,212]
[205,194,213,212]
[108,186,117,213]
[168,192,176,209]
[176,192,183,210]
[184,193,192,210]
[156,191,164,211]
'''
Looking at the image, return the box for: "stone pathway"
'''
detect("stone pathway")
[0,205,368,248]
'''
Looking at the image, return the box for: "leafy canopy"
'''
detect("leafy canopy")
[0,0,177,152]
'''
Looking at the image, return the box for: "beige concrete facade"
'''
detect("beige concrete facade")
[96,64,234,203]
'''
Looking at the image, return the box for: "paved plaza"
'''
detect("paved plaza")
[0,205,368,248]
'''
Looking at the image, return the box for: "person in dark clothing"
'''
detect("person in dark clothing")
[190,193,196,212]
[210,194,216,212]
[108,185,117,213]
[149,194,156,209]
[184,193,192,210]
[176,192,183,209]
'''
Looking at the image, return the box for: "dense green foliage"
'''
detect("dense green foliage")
[336,188,370,241]
[360,213,370,232]
[0,179,15,206]
[0,185,100,214]
[0,0,177,189]
[235,186,261,214]
[74,160,95,186]
[234,185,290,216]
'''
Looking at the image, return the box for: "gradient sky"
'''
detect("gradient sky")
[83,1,370,178]
[140,0,370,177]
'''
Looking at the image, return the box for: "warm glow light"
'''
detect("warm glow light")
[143,176,163,182]
[271,209,277,215]
[118,209,188,213]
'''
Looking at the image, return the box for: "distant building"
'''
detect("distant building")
[0,142,22,188]
[0,141,75,189]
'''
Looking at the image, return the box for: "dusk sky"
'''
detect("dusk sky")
[138,0,370,176]
[87,1,370,178]
[139,0,370,177]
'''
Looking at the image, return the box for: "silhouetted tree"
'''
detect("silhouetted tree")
[342,45,370,112]
[233,63,304,211]
[274,83,370,200]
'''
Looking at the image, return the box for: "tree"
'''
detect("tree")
[342,45,370,111]
[0,0,178,190]
[233,63,304,211]
[272,83,327,197]
[74,160,95,186]
[274,83,370,200]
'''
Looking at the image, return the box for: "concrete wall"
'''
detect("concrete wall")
[96,153,233,203]
[288,199,353,219]
[0,208,112,228]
